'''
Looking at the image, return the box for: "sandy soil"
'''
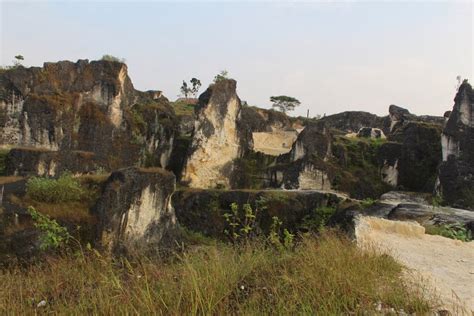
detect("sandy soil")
[355,216,474,314]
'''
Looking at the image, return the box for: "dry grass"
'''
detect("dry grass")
[0,230,435,315]
[0,176,23,185]
[8,194,95,224]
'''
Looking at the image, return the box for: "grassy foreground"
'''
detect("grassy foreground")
[0,231,434,315]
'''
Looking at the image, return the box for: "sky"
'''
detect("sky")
[1,1,472,117]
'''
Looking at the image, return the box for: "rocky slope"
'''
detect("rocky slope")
[0,60,176,175]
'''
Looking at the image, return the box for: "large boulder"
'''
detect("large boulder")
[438,80,474,210]
[0,60,177,175]
[182,79,243,188]
[388,122,442,191]
[95,167,176,252]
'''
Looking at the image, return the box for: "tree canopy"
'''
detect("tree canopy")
[270,95,301,114]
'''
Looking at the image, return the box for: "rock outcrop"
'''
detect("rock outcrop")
[0,60,176,175]
[182,79,243,188]
[438,81,474,209]
[172,188,342,238]
[95,167,176,252]
[318,111,388,134]
[386,122,442,191]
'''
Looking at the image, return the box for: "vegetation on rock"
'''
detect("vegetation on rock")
[26,173,86,203]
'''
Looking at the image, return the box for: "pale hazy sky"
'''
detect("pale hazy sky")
[1,1,472,117]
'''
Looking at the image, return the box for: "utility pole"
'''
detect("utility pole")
[307,109,309,118]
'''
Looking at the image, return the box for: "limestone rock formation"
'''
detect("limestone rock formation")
[182,79,243,188]
[438,81,474,209]
[95,167,176,252]
[0,60,176,175]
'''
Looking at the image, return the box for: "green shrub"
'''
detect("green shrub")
[223,202,259,243]
[26,173,86,203]
[27,206,72,250]
[100,54,125,63]
[301,206,336,231]
[361,197,377,208]
[268,216,295,251]
[425,223,472,242]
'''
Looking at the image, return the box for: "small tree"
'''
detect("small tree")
[180,78,202,98]
[270,95,301,114]
[213,70,229,83]
[190,77,201,97]
[180,80,191,98]
[13,55,24,67]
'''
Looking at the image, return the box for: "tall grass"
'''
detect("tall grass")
[26,173,85,203]
[0,231,435,315]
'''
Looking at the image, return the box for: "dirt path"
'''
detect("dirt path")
[355,216,474,314]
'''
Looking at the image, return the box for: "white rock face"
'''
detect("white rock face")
[441,134,459,161]
[381,159,398,186]
[291,140,306,161]
[252,131,298,156]
[297,164,331,190]
[458,92,474,127]
[106,66,127,128]
[36,158,57,177]
[183,80,242,188]
[123,185,176,241]
[97,167,176,251]
[0,94,24,146]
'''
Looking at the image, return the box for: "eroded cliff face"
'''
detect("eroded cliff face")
[95,167,176,252]
[0,60,176,175]
[182,79,242,188]
[438,81,474,209]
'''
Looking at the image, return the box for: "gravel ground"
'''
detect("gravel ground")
[355,216,474,315]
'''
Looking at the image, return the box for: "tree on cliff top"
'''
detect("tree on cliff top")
[101,54,126,63]
[213,70,229,83]
[270,95,301,114]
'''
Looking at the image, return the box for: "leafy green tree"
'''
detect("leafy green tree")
[180,78,202,98]
[190,77,201,97]
[180,80,191,98]
[270,95,301,114]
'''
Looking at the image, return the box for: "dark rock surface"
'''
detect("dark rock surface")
[172,189,342,238]
[318,111,388,134]
[389,122,442,191]
[95,167,176,252]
